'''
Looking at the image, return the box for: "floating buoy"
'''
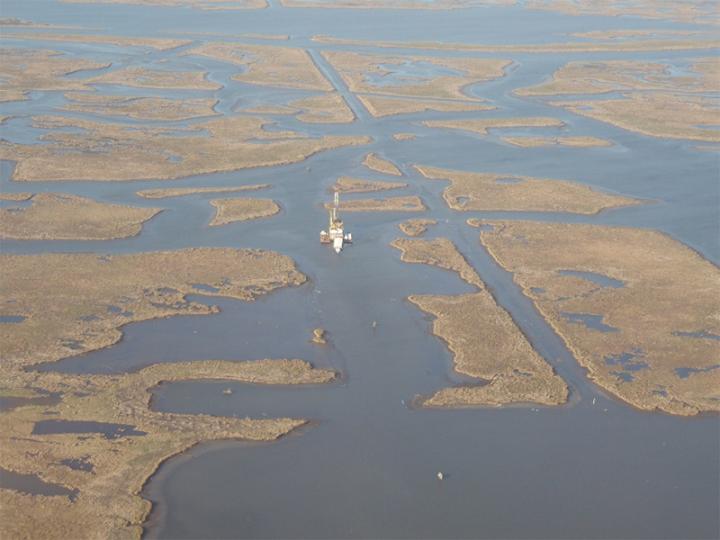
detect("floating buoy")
[222,388,233,395]
[437,472,444,480]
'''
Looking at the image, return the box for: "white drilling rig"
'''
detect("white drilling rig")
[320,191,352,254]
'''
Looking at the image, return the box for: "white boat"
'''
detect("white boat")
[320,192,352,254]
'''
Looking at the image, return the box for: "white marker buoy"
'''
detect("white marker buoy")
[437,472,444,480]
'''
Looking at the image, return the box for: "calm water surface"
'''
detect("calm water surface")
[2,1,718,538]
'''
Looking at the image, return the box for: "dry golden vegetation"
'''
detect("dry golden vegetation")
[398,218,437,237]
[288,92,355,123]
[0,248,306,370]
[0,48,109,102]
[332,177,407,193]
[1,32,191,50]
[416,165,639,214]
[423,116,564,135]
[357,94,494,117]
[136,185,269,199]
[0,357,332,540]
[86,66,221,90]
[393,237,483,288]
[0,192,33,201]
[363,152,403,176]
[208,197,280,226]
[1,115,370,181]
[322,50,509,101]
[311,328,328,345]
[501,136,613,148]
[0,193,161,240]
[312,34,720,53]
[185,42,333,90]
[392,237,568,407]
[329,195,426,212]
[242,104,298,115]
[553,94,720,143]
[63,93,219,121]
[570,29,707,40]
[516,59,718,96]
[0,246,331,539]
[525,0,719,25]
[516,59,720,142]
[474,220,720,415]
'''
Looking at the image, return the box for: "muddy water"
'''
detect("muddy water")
[2,1,719,538]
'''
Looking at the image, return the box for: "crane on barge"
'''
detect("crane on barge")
[320,192,352,254]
